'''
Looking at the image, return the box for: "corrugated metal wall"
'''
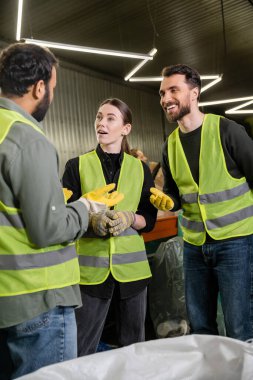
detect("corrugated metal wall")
[43,64,165,175]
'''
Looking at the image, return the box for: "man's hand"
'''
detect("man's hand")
[150,187,174,211]
[82,184,124,207]
[90,211,111,236]
[62,188,73,202]
[105,210,135,236]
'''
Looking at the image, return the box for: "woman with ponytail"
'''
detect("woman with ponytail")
[62,98,157,356]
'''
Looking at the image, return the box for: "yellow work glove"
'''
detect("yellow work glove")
[62,187,73,202]
[105,210,135,236]
[150,187,174,211]
[82,183,124,208]
[90,211,111,236]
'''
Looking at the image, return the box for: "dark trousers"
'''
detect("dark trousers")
[75,287,147,356]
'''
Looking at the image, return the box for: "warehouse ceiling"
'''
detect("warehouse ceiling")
[1,0,253,122]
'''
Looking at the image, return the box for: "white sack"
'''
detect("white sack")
[19,334,253,380]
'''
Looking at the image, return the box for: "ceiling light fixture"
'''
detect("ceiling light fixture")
[225,99,253,114]
[199,96,253,106]
[124,48,157,81]
[199,96,253,114]
[17,1,154,60]
[129,75,221,81]
[23,38,154,60]
[129,76,161,82]
[129,75,222,93]
[200,76,222,93]
[18,1,249,113]
[16,0,23,41]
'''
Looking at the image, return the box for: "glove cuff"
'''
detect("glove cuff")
[79,197,107,213]
[130,212,136,227]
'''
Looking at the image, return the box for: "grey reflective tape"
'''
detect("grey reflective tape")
[0,245,77,270]
[78,255,109,268]
[199,182,250,204]
[112,251,147,265]
[181,217,205,232]
[206,205,253,230]
[117,228,137,237]
[0,211,25,228]
[181,193,198,204]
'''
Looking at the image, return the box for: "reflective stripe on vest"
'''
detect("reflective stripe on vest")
[199,182,250,204]
[181,217,205,232]
[168,113,253,245]
[78,229,147,266]
[78,151,151,284]
[181,182,253,231]
[79,249,147,268]
[0,245,76,270]
[0,109,80,296]
[0,210,25,228]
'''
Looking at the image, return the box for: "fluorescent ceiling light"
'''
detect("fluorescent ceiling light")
[124,48,157,81]
[201,76,222,93]
[199,96,253,106]
[129,75,222,93]
[199,96,253,114]
[130,75,222,82]
[18,3,154,60]
[23,38,153,60]
[16,0,23,41]
[200,75,222,80]
[225,99,253,114]
[18,3,249,113]
[129,77,162,82]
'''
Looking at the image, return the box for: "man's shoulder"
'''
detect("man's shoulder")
[1,119,53,164]
[1,116,46,149]
[219,116,246,134]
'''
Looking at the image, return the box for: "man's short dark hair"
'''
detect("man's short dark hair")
[161,64,201,100]
[0,43,58,97]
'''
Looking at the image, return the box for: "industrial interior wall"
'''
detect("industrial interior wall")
[43,65,164,175]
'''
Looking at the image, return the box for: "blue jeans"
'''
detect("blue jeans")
[183,236,252,341]
[0,306,77,380]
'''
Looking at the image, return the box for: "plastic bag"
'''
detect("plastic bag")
[149,236,189,338]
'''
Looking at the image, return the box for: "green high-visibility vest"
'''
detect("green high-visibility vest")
[78,150,151,284]
[0,109,80,296]
[168,113,253,246]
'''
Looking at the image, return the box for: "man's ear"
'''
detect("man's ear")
[191,87,199,101]
[32,80,45,100]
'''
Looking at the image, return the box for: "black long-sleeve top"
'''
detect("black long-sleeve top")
[62,144,157,298]
[162,116,253,242]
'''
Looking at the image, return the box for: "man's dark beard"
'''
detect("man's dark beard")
[166,104,191,123]
[32,84,50,122]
